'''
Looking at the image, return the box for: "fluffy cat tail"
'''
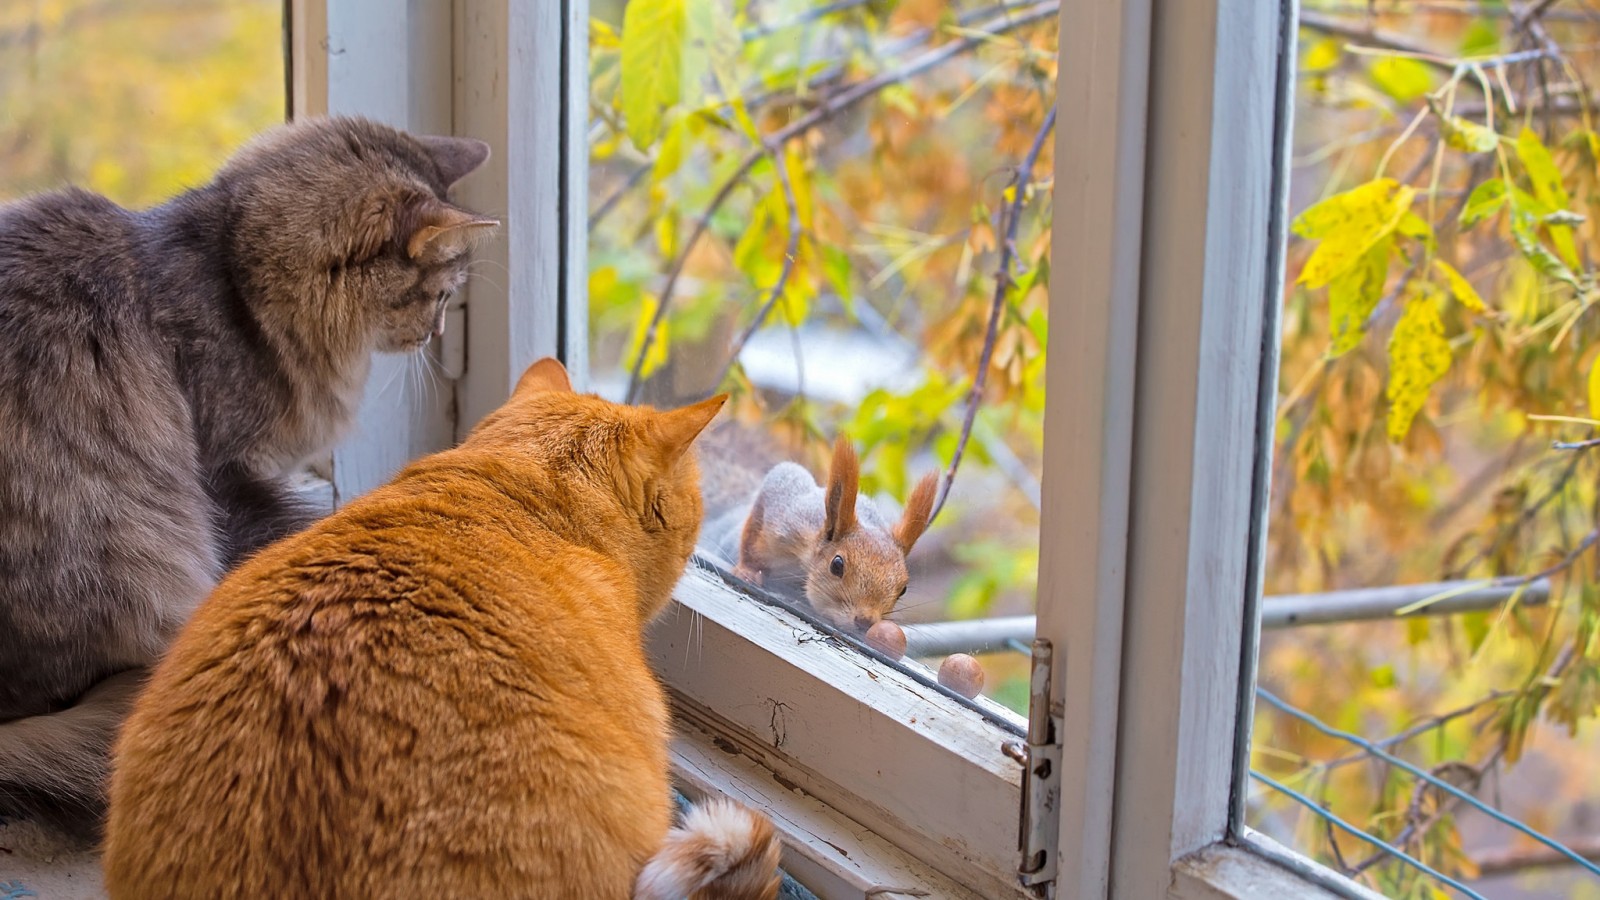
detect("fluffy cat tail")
[0,669,145,835]
[634,798,782,900]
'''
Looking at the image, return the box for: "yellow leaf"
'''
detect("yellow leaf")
[1327,238,1391,356]
[1587,354,1600,418]
[1432,259,1486,312]
[1387,292,1452,442]
[1302,38,1341,73]
[625,293,671,380]
[652,115,690,183]
[620,0,686,150]
[1297,180,1415,288]
[1368,57,1434,104]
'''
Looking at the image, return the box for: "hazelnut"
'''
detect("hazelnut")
[938,653,986,699]
[864,620,907,660]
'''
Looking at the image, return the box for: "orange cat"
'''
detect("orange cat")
[103,359,780,900]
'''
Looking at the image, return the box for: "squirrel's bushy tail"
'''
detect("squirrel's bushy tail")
[634,798,781,900]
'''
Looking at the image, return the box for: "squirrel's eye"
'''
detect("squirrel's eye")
[830,555,845,577]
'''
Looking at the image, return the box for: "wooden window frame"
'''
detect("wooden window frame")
[292,1,1385,897]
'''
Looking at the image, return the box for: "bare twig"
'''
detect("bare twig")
[1492,526,1600,587]
[624,0,1062,402]
[709,152,803,392]
[741,0,873,41]
[928,105,1056,524]
[1475,834,1600,876]
[589,163,651,231]
[1553,437,1600,450]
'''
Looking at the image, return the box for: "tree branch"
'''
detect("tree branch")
[928,105,1056,524]
[624,0,1062,402]
[709,152,803,393]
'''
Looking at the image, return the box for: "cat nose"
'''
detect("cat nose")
[853,615,876,631]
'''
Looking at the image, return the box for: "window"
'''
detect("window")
[586,1,1056,718]
[0,1,283,204]
[1251,6,1600,899]
[297,1,1408,897]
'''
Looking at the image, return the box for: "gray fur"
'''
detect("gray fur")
[0,116,494,833]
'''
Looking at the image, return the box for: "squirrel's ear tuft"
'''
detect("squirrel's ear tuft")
[823,435,859,542]
[894,472,939,553]
[657,393,727,463]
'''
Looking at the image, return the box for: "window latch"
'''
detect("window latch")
[1017,638,1061,893]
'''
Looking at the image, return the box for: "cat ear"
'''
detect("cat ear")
[515,357,573,395]
[416,134,492,188]
[823,436,859,542]
[407,204,499,261]
[655,394,728,463]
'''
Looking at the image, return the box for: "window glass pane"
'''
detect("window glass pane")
[587,0,1056,718]
[1253,7,1600,896]
[0,1,285,205]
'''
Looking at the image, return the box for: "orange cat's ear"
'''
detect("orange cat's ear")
[407,203,499,261]
[515,358,573,395]
[656,394,728,463]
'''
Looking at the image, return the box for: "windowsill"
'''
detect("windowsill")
[1170,833,1388,900]
[670,718,985,900]
[651,562,1030,897]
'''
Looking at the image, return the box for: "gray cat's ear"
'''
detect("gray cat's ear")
[407,204,499,260]
[417,135,492,188]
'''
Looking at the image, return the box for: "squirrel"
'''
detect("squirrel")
[701,428,938,632]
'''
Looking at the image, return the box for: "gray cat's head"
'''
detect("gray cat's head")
[218,116,498,355]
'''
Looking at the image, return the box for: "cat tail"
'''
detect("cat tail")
[0,669,145,835]
[634,798,782,900]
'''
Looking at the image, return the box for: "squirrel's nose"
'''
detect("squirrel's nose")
[853,615,876,631]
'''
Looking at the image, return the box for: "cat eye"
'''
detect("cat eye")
[830,555,845,577]
[897,584,907,600]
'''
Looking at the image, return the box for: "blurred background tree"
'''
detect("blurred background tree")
[0,0,283,205]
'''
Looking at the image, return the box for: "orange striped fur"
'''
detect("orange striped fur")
[103,359,778,899]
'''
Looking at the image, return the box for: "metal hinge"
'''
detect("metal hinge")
[1017,638,1062,895]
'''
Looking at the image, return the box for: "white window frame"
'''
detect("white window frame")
[293,1,1389,897]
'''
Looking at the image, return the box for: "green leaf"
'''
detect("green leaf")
[1327,238,1391,356]
[620,0,686,151]
[1433,259,1487,312]
[1511,214,1579,287]
[1459,178,1507,227]
[1387,290,1452,442]
[1296,180,1415,288]
[1441,116,1498,153]
[1460,18,1500,56]
[1515,126,1580,268]
[822,244,852,298]
[1368,57,1435,104]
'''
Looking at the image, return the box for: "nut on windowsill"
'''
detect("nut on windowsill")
[864,620,906,660]
[938,653,985,699]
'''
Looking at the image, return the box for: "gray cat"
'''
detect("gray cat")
[0,116,497,834]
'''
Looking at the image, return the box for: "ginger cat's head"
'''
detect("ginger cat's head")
[466,358,726,619]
